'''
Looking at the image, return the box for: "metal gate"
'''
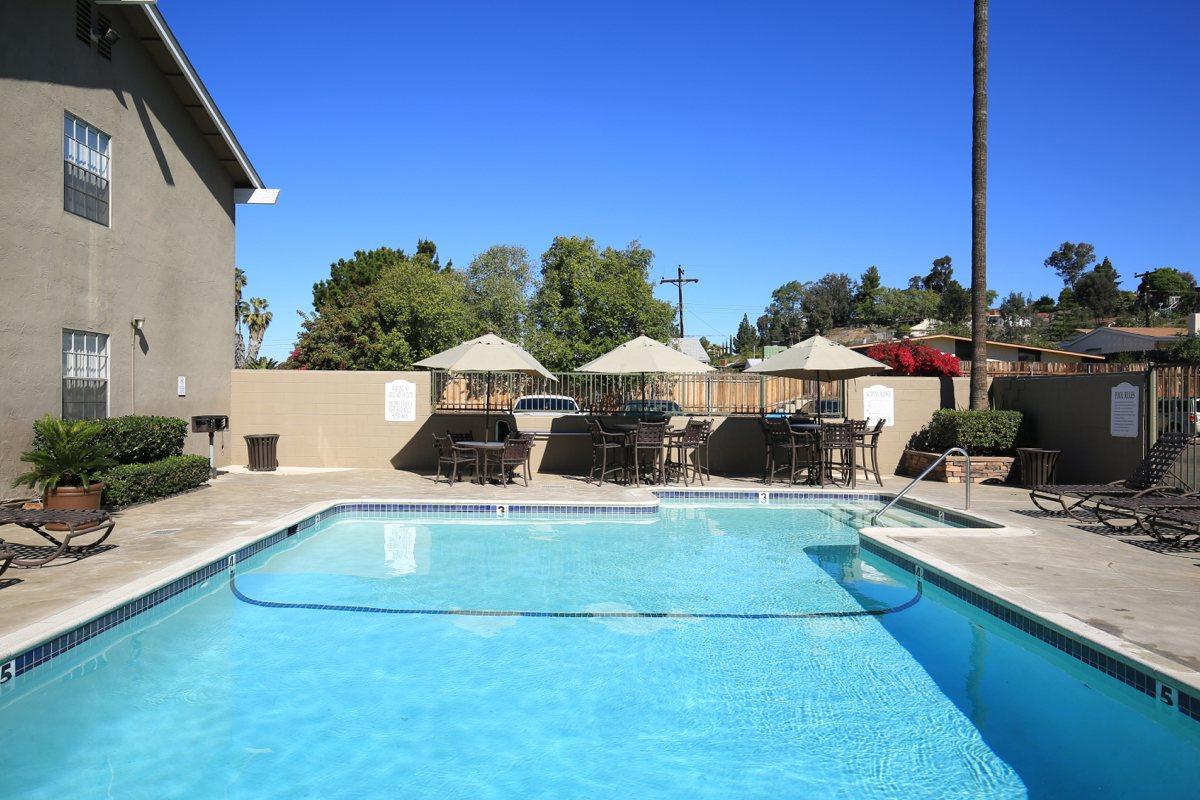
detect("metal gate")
[1150,364,1200,489]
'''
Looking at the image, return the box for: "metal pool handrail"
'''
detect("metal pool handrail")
[871,447,970,525]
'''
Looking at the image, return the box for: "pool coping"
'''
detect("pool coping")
[2,488,1197,731]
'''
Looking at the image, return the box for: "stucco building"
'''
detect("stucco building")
[0,0,276,495]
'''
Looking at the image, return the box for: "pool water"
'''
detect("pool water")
[1,503,1197,798]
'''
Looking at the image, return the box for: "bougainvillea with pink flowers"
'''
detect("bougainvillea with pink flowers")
[864,341,962,377]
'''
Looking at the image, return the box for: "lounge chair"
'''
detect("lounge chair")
[0,506,115,567]
[1090,493,1200,532]
[1029,432,1193,521]
[1140,507,1200,545]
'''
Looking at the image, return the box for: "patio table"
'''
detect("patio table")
[457,441,507,484]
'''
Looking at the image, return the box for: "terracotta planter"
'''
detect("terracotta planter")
[42,483,105,529]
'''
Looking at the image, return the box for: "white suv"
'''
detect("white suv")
[511,395,582,415]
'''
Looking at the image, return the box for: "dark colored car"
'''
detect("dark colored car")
[616,399,684,421]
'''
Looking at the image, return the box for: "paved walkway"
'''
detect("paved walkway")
[2,468,1198,692]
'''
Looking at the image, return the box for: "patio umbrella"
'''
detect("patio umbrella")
[414,333,556,441]
[577,335,714,408]
[745,334,889,416]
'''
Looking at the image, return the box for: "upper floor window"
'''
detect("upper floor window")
[64,112,110,226]
[62,330,109,420]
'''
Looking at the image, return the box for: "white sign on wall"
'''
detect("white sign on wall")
[863,384,895,427]
[1110,381,1140,438]
[384,380,417,422]
[176,376,186,397]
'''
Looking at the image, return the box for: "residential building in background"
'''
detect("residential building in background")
[0,0,276,495]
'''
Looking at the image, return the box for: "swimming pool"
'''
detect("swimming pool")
[1,498,1197,798]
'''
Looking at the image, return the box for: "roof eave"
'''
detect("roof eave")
[136,4,278,204]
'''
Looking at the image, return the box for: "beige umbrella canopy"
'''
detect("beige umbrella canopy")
[745,334,889,416]
[577,335,715,374]
[414,333,556,440]
[577,335,713,411]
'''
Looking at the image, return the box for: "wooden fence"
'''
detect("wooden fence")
[959,361,1149,376]
[431,371,840,416]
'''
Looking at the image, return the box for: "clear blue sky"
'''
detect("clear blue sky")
[161,0,1200,360]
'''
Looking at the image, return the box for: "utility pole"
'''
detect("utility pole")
[660,266,698,337]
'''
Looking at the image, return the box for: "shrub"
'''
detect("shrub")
[33,415,187,466]
[864,341,962,377]
[915,409,1022,456]
[100,455,211,507]
[12,416,113,494]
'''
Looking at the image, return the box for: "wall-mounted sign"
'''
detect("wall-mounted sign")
[1110,381,1139,438]
[177,376,186,397]
[863,384,895,427]
[385,380,417,422]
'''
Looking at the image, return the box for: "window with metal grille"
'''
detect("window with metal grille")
[96,13,113,59]
[62,330,109,420]
[63,112,111,225]
[75,0,92,45]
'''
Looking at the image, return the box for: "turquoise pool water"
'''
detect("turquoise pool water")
[1,502,1197,798]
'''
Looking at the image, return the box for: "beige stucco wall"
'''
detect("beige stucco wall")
[991,373,1148,483]
[0,1,236,497]
[842,376,976,473]
[230,371,982,479]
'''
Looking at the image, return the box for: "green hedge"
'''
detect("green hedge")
[919,409,1022,456]
[34,416,187,466]
[100,455,211,507]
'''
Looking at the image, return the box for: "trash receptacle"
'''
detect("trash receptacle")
[244,434,280,472]
[1016,447,1059,488]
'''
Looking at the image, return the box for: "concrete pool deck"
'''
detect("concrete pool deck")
[2,468,1198,695]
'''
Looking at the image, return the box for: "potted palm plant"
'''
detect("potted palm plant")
[12,416,113,513]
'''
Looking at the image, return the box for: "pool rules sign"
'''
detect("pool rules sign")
[385,380,417,422]
[863,385,895,427]
[1110,381,1139,438]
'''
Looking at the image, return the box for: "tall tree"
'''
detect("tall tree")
[923,256,954,293]
[242,297,273,362]
[853,266,883,323]
[290,245,475,369]
[233,267,247,368]
[938,280,972,326]
[1073,257,1124,317]
[756,281,806,345]
[969,0,989,409]
[527,237,675,371]
[464,245,532,342]
[734,313,759,355]
[801,273,855,334]
[1044,242,1096,287]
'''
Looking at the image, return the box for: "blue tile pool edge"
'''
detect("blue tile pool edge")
[857,536,1199,727]
[2,494,1196,732]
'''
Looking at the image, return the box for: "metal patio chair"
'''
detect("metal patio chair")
[433,434,476,484]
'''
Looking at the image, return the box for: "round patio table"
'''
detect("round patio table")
[457,441,506,484]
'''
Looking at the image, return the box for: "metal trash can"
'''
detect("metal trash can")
[1016,447,1059,488]
[244,434,280,472]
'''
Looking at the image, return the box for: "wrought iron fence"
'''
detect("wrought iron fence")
[1152,364,1200,490]
[430,371,841,416]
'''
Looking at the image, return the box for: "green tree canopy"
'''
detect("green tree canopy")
[734,313,759,355]
[874,287,941,325]
[1044,242,1096,287]
[801,273,855,334]
[526,237,676,371]
[937,280,972,326]
[464,245,532,342]
[853,266,883,323]
[290,245,475,370]
[756,281,806,345]
[922,256,954,293]
[1073,257,1126,317]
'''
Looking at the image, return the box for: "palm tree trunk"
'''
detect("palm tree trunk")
[247,328,264,361]
[969,0,989,410]
[234,327,245,368]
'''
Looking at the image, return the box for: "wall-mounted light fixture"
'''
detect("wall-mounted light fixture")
[91,23,120,48]
[131,316,145,332]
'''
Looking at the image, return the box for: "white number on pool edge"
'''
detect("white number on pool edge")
[0,660,14,685]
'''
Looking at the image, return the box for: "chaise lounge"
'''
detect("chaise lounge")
[0,506,116,568]
[1028,431,1193,522]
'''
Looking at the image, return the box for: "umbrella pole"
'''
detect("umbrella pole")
[484,372,492,442]
[641,372,646,408]
[816,379,821,419]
